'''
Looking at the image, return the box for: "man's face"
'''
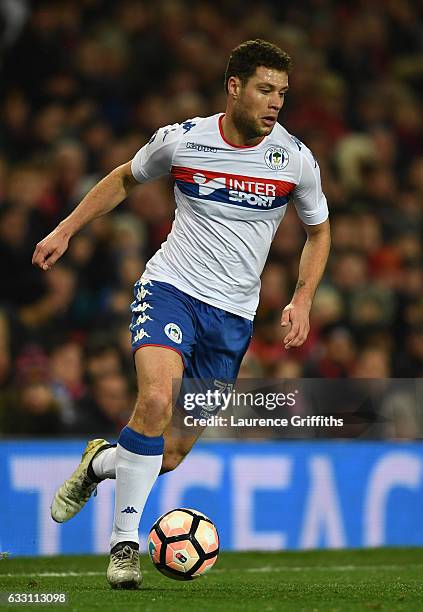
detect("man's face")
[95,375,129,417]
[230,66,289,139]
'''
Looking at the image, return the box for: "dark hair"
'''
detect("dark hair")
[224,39,293,92]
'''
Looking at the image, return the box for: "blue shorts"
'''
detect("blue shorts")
[130,278,253,416]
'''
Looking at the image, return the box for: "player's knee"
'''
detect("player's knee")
[141,387,172,415]
[131,387,172,433]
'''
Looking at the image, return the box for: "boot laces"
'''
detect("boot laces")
[112,546,138,570]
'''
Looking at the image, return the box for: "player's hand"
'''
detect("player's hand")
[280,302,310,349]
[32,226,70,271]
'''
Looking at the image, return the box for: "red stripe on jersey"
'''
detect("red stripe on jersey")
[171,165,295,197]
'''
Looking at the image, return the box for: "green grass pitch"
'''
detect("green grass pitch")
[1,548,422,611]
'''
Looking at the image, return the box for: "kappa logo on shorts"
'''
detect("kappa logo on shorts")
[137,285,152,300]
[135,313,153,325]
[132,302,153,313]
[164,323,182,344]
[264,146,289,170]
[133,328,151,342]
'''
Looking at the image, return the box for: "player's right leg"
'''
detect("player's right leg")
[106,345,183,589]
[106,279,198,589]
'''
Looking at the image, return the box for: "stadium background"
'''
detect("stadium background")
[0,0,422,556]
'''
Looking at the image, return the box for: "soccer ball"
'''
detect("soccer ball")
[147,508,219,580]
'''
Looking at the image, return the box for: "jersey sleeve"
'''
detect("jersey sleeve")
[292,147,329,225]
[131,124,181,183]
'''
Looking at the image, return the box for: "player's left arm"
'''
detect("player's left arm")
[281,144,331,349]
[281,218,330,349]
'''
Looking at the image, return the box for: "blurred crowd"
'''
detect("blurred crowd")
[0,0,421,437]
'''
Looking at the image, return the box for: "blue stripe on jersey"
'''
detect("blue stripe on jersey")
[175,180,289,210]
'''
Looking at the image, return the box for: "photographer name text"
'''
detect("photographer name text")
[184,415,344,428]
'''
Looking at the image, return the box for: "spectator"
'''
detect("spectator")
[73,372,132,435]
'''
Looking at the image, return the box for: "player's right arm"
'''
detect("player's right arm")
[32,123,181,271]
[32,161,138,270]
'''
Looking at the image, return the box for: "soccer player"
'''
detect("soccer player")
[32,39,330,588]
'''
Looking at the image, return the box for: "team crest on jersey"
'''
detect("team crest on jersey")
[264,147,289,170]
[164,323,182,344]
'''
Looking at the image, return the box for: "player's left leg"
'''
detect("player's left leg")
[165,303,254,451]
[161,404,208,472]
[50,438,113,523]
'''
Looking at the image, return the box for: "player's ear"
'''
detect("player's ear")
[227,76,241,99]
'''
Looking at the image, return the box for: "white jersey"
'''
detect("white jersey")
[131,113,328,320]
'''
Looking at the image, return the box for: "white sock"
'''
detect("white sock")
[92,447,116,480]
[110,428,163,548]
